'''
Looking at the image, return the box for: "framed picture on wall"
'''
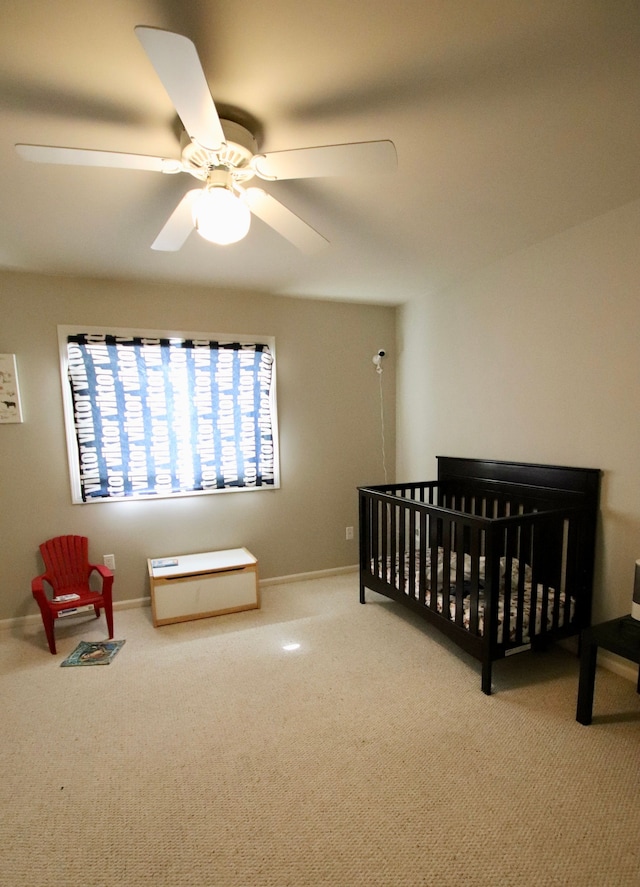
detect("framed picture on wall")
[0,353,23,423]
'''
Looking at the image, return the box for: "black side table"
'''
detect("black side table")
[576,615,640,725]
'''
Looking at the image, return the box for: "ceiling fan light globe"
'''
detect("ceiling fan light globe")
[194,187,251,245]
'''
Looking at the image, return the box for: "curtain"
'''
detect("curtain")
[66,333,275,500]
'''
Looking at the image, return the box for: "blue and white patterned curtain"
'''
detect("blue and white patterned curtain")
[66,333,275,500]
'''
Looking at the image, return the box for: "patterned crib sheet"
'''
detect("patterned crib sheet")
[371,549,572,645]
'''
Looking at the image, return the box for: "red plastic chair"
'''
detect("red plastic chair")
[31,535,114,654]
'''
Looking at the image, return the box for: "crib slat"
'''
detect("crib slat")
[418,510,427,606]
[380,500,388,581]
[514,525,527,646]
[390,502,397,590]
[370,496,379,574]
[564,514,580,626]
[408,507,416,601]
[549,516,562,629]
[429,516,440,612]
[468,527,481,636]
[454,517,466,627]
[502,525,514,645]
[441,518,452,620]
[512,518,530,645]
[540,581,550,636]
[483,539,502,647]
[399,505,406,595]
[527,523,540,641]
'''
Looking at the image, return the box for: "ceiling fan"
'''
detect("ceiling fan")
[15,26,397,253]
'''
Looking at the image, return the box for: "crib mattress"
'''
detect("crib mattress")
[372,550,572,645]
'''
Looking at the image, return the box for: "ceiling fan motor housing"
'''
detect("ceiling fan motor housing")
[181,120,258,185]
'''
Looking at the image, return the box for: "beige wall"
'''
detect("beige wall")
[397,197,640,624]
[0,271,395,622]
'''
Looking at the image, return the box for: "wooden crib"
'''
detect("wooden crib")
[358,457,600,693]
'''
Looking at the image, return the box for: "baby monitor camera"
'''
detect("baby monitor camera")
[372,350,386,373]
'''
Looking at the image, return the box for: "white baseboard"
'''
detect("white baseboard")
[0,565,359,633]
[259,564,358,587]
[596,649,639,685]
[558,638,639,686]
[113,597,150,611]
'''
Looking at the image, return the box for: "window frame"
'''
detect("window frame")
[58,324,280,504]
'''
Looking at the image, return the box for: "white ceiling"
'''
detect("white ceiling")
[2,0,640,305]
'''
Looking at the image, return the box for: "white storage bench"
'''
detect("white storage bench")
[147,548,259,627]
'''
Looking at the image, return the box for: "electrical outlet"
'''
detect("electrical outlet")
[103,554,116,571]
[345,526,354,541]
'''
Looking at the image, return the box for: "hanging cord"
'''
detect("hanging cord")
[378,367,388,484]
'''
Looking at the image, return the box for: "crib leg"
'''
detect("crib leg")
[481,660,493,695]
[359,583,366,604]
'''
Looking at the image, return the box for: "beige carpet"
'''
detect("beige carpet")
[1,572,639,887]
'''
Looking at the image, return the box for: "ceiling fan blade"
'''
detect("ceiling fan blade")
[243,188,329,253]
[151,189,199,251]
[15,143,182,173]
[135,26,225,152]
[252,139,397,181]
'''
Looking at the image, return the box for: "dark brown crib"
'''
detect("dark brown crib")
[359,457,600,693]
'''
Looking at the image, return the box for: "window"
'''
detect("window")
[58,326,279,503]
